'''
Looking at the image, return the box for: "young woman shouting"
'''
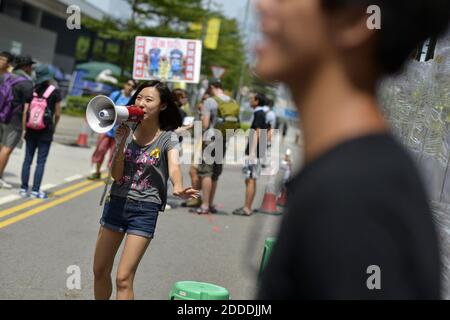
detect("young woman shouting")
[93,80,199,300]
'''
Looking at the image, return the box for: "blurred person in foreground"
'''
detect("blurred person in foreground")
[256,0,450,299]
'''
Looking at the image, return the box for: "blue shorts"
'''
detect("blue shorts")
[100,195,160,239]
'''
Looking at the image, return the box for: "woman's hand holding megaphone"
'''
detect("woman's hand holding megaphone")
[115,124,131,145]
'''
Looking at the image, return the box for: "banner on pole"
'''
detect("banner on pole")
[204,18,221,50]
[133,36,203,84]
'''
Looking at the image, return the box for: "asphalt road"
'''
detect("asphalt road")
[0,165,282,300]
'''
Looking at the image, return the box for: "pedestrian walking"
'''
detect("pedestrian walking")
[0,55,34,189]
[196,79,240,214]
[19,64,61,199]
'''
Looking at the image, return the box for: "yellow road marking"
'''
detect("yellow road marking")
[0,180,95,219]
[0,199,43,219]
[0,182,104,229]
[53,180,93,196]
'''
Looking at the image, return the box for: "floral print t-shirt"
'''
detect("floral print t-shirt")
[110,130,180,211]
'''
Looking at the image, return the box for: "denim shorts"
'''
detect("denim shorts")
[100,195,160,239]
[242,161,261,180]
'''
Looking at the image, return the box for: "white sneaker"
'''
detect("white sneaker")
[0,178,13,189]
[19,188,29,198]
[30,191,48,199]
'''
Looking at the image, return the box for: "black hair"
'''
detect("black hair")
[173,88,188,108]
[127,80,182,131]
[209,79,223,89]
[0,51,14,63]
[254,93,268,107]
[322,0,450,75]
[267,98,274,108]
[127,79,138,88]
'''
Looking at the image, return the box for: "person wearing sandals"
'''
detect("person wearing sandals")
[88,79,137,180]
[93,80,199,300]
[233,93,269,216]
[182,92,210,209]
[196,80,231,215]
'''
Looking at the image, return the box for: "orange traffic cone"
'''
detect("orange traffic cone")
[76,118,90,147]
[276,185,287,207]
[258,178,282,215]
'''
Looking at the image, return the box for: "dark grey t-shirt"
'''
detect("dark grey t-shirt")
[110,130,180,211]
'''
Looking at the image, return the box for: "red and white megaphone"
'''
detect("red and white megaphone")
[86,95,144,133]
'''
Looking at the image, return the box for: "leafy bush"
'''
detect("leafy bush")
[240,123,251,131]
[63,95,95,117]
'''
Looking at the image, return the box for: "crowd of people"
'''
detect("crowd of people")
[0,52,285,299]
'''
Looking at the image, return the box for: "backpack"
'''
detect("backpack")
[213,96,240,137]
[0,73,28,123]
[26,85,56,130]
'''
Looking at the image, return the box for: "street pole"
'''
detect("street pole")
[191,0,213,108]
[236,0,251,103]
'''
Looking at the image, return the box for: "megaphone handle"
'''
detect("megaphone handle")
[99,140,121,206]
[99,178,110,206]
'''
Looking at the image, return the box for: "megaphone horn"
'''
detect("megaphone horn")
[86,95,144,133]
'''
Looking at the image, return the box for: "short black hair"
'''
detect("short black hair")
[209,79,223,89]
[173,88,188,107]
[254,93,268,107]
[128,79,138,88]
[322,0,450,75]
[0,51,14,63]
[13,55,36,70]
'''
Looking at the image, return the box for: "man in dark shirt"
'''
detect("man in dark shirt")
[233,93,268,216]
[255,0,449,299]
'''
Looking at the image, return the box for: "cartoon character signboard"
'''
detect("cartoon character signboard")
[133,36,203,84]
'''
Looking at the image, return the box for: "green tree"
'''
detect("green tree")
[77,0,250,92]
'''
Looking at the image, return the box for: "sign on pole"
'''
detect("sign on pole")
[133,36,203,84]
[211,66,226,79]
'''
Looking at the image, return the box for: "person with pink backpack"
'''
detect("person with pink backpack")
[19,64,61,199]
